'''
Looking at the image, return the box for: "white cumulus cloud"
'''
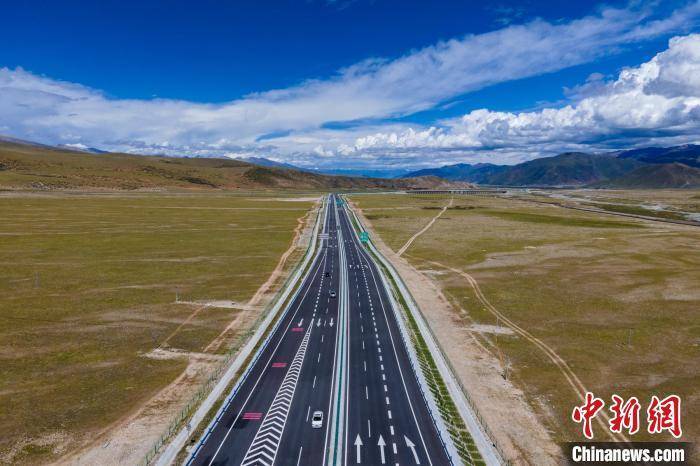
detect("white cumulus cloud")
[0,2,699,167]
[340,33,700,166]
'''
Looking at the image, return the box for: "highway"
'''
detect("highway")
[187,194,452,466]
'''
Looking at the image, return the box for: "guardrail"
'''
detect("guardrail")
[144,196,327,466]
[344,198,509,466]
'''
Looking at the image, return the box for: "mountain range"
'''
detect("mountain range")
[402,145,700,188]
[238,157,409,179]
[3,134,699,190]
[0,138,467,191]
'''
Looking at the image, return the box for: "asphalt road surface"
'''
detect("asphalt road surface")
[187,194,451,466]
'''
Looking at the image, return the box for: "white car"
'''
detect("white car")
[311,411,323,428]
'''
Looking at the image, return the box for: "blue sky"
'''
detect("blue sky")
[1,1,700,169]
[1,0,634,103]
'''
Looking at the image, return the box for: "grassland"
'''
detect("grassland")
[530,188,700,223]
[350,192,699,456]
[0,191,316,464]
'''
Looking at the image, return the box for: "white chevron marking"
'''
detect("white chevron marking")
[241,322,313,466]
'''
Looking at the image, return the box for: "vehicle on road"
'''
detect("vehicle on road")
[329,290,336,298]
[325,271,330,277]
[311,411,323,428]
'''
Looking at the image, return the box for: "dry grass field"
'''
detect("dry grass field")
[0,192,317,464]
[528,188,700,222]
[350,192,699,453]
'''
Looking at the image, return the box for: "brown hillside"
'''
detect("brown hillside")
[0,140,471,191]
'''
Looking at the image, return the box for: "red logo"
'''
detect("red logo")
[572,392,605,439]
[647,395,682,438]
[572,393,682,439]
[609,395,641,435]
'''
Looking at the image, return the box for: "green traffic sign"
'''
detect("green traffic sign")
[360,231,369,243]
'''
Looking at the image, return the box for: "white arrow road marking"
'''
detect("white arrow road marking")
[329,317,334,327]
[377,435,386,464]
[317,319,321,327]
[405,436,420,464]
[297,318,304,327]
[354,434,363,464]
